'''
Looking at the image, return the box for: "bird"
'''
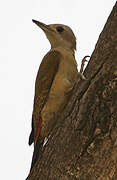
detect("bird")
[28,19,86,171]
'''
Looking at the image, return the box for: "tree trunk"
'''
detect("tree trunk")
[27,2,117,179]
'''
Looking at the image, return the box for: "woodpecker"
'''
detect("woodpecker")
[29,19,85,170]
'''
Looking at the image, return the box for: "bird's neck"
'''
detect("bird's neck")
[51,45,75,55]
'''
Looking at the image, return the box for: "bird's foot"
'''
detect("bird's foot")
[78,72,87,80]
[80,55,90,74]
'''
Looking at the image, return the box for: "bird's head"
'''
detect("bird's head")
[32,19,76,52]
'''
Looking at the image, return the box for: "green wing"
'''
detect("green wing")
[29,50,61,145]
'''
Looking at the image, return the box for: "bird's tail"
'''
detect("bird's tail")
[30,138,44,171]
[29,117,43,171]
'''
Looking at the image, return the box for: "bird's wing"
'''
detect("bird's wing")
[29,50,61,145]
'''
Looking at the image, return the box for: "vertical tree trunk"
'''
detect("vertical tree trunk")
[27,2,117,179]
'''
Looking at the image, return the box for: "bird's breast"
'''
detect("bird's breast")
[49,54,78,98]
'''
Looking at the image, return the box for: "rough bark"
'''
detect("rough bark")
[27,2,117,180]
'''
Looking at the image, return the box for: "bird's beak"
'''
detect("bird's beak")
[32,19,53,33]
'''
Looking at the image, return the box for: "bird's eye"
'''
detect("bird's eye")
[56,26,64,33]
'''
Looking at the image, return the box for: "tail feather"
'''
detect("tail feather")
[30,138,43,171]
[34,117,42,146]
[29,130,34,145]
[29,117,43,171]
[28,118,34,145]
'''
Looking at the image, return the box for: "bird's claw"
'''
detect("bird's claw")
[80,55,90,74]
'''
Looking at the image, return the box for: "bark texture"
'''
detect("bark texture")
[27,3,117,179]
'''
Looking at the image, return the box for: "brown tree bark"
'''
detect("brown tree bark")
[27,2,117,179]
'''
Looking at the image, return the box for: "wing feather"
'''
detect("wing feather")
[29,50,61,145]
